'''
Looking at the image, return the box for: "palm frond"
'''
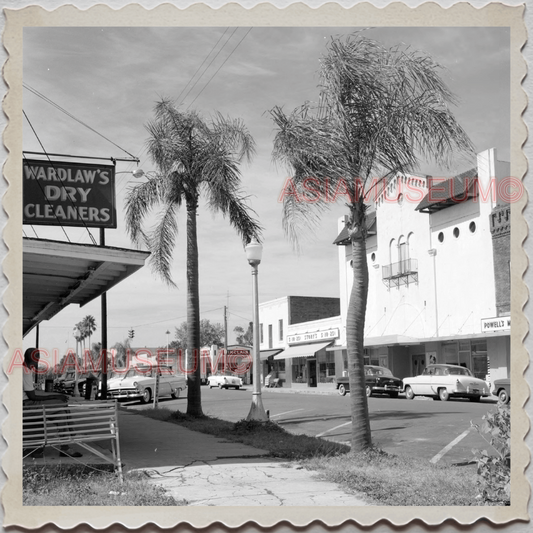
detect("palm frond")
[125,177,167,246]
[146,202,179,287]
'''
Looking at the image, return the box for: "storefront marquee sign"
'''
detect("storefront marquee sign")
[287,328,339,345]
[481,316,511,333]
[23,159,117,228]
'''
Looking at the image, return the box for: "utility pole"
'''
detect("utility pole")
[223,305,228,372]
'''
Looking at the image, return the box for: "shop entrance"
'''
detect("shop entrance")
[307,359,317,387]
[412,354,426,376]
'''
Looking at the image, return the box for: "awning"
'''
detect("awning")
[364,334,420,347]
[260,348,284,361]
[23,237,150,337]
[274,341,332,360]
[363,330,510,348]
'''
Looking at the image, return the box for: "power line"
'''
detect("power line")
[176,27,233,107]
[23,83,138,160]
[187,28,253,110]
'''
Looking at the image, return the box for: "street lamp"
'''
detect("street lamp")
[245,238,268,421]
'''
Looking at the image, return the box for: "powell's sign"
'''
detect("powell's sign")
[23,159,117,228]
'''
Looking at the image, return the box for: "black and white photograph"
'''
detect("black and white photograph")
[1,1,529,530]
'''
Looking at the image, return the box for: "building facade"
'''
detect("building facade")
[259,148,511,390]
[337,148,511,384]
[259,296,345,389]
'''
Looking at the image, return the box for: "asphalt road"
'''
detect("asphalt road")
[124,386,500,466]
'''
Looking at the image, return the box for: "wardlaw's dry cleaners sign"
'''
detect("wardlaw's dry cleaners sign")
[287,328,339,345]
[23,159,117,228]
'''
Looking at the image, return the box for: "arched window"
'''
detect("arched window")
[389,238,396,267]
[398,236,407,273]
[407,232,415,264]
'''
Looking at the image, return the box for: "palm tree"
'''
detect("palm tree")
[126,99,262,417]
[81,315,97,352]
[271,35,474,452]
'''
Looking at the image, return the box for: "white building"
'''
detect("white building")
[336,148,511,384]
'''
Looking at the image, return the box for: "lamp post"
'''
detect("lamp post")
[245,238,268,421]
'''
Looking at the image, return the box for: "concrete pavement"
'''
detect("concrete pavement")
[23,405,368,505]
[117,409,368,506]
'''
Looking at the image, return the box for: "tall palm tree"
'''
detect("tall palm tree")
[126,99,262,417]
[271,35,474,452]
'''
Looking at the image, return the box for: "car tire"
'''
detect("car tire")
[438,388,450,402]
[405,386,415,400]
[140,388,152,404]
[498,389,510,405]
[234,386,240,390]
[338,384,347,396]
[388,391,399,398]
[365,385,372,397]
[469,396,481,402]
[171,388,181,399]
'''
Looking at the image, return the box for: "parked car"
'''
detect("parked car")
[54,371,87,396]
[403,364,489,402]
[335,365,403,398]
[492,377,510,404]
[106,365,186,403]
[207,372,243,390]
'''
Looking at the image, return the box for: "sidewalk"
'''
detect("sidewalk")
[117,409,368,506]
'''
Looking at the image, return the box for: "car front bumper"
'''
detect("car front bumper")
[107,389,142,400]
[371,385,402,393]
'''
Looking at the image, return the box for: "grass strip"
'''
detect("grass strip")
[304,448,481,506]
[136,407,484,506]
[23,464,186,506]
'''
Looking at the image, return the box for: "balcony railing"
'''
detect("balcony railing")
[382,258,418,288]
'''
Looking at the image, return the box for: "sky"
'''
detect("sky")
[21,25,511,357]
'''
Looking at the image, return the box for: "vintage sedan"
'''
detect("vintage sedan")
[55,371,88,396]
[106,365,186,403]
[335,365,403,398]
[207,372,243,390]
[403,364,489,402]
[492,378,510,404]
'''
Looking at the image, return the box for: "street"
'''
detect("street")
[123,385,500,467]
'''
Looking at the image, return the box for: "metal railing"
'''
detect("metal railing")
[382,258,418,280]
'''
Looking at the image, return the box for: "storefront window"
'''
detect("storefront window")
[443,341,458,365]
[318,352,335,383]
[363,349,380,366]
[471,340,488,380]
[292,357,306,383]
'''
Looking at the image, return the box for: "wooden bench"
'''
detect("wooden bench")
[23,400,123,482]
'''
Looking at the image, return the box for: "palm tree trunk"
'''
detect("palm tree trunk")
[186,201,203,417]
[347,236,372,452]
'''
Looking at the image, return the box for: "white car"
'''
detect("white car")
[106,365,186,403]
[403,364,489,402]
[207,373,243,390]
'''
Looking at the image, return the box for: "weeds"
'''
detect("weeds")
[304,447,481,506]
[23,464,185,506]
[471,404,511,505]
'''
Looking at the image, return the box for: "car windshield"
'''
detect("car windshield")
[121,367,152,379]
[366,367,393,377]
[444,367,473,376]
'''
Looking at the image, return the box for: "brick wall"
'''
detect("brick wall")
[288,296,341,325]
[490,205,511,316]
